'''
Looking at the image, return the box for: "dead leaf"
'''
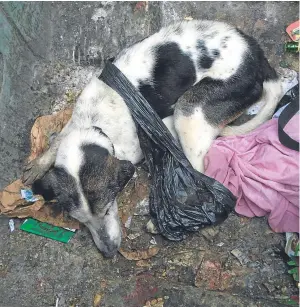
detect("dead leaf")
[136,259,151,267]
[93,293,103,307]
[184,16,193,21]
[119,247,159,260]
[28,107,73,162]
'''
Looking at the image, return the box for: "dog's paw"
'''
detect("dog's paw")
[22,158,48,186]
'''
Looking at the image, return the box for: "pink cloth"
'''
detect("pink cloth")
[204,115,299,233]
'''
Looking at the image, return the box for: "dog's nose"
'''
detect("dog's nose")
[101,245,118,258]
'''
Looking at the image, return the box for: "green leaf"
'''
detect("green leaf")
[288,260,297,266]
[288,267,299,274]
[293,272,299,281]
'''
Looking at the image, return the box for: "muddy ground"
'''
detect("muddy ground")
[0,1,299,307]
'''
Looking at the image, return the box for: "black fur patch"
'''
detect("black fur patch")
[138,42,196,118]
[32,167,80,212]
[79,144,134,214]
[196,40,214,69]
[178,28,278,126]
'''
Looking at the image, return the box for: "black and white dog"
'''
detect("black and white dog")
[23,20,283,257]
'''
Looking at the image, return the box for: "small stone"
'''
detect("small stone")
[263,283,276,293]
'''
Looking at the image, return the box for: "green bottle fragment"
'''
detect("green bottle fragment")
[285,42,299,53]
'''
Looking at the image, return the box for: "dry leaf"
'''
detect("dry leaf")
[119,247,159,260]
[93,293,103,307]
[136,259,151,267]
[28,107,73,162]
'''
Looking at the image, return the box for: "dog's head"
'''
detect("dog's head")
[32,141,134,258]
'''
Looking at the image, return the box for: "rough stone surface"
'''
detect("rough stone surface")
[0,2,299,307]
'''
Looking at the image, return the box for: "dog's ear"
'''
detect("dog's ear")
[32,170,57,201]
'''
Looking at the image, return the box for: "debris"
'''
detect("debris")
[134,1,149,13]
[286,20,300,42]
[136,259,151,267]
[8,219,15,232]
[231,249,250,265]
[263,282,276,293]
[146,220,159,234]
[201,227,219,242]
[144,297,164,307]
[150,237,157,245]
[119,246,159,260]
[125,216,132,229]
[134,198,149,216]
[284,42,299,53]
[216,242,224,247]
[20,189,39,202]
[285,232,299,257]
[0,179,80,229]
[127,233,141,240]
[168,250,204,269]
[93,293,103,307]
[20,218,76,243]
[184,16,193,21]
[55,297,59,307]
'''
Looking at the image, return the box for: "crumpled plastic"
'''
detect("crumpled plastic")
[100,61,236,241]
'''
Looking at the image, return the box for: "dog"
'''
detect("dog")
[22,20,283,258]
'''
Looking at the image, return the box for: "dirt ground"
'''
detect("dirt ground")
[0,2,299,307]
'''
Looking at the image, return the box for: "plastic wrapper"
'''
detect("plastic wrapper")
[100,61,236,241]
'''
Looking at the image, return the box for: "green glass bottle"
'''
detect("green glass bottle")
[285,42,299,53]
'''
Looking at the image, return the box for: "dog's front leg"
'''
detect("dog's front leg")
[174,105,220,173]
[22,120,73,185]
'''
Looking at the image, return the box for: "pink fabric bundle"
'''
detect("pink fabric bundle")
[204,115,299,233]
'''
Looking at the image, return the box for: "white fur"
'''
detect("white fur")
[174,106,220,172]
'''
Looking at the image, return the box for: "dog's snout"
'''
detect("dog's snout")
[101,243,119,258]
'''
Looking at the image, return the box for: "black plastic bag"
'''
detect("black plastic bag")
[100,61,236,241]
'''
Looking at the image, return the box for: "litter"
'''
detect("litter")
[125,216,132,229]
[285,233,299,257]
[217,242,224,247]
[127,233,141,240]
[8,219,15,232]
[231,249,251,265]
[150,237,157,245]
[119,246,160,260]
[20,218,76,243]
[100,60,235,242]
[134,198,149,216]
[20,189,39,202]
[286,20,300,42]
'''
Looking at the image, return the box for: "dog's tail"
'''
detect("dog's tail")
[220,55,285,137]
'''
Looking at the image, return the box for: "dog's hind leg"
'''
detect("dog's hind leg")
[22,120,73,185]
[174,105,220,173]
[220,79,283,136]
